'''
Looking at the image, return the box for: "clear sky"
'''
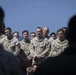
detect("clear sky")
[0,0,76,36]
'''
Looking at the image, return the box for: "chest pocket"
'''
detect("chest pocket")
[54,43,61,51]
[3,41,10,49]
[40,42,46,49]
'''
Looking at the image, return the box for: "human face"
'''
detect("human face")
[5,29,11,37]
[30,33,36,40]
[57,31,64,40]
[43,27,49,36]
[36,28,42,38]
[51,34,56,39]
[22,32,28,40]
[13,33,19,39]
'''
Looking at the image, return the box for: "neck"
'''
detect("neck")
[59,37,66,41]
[24,39,29,43]
[7,35,13,40]
[44,35,48,37]
[37,36,43,39]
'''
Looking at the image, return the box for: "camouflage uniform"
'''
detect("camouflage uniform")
[0,36,20,56]
[48,37,55,44]
[49,38,68,57]
[0,34,5,40]
[29,37,50,65]
[20,39,30,57]
[19,39,31,66]
[0,45,25,75]
[19,39,32,75]
[48,37,55,49]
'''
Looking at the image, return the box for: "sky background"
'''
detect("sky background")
[0,0,76,36]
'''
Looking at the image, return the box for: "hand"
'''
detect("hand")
[36,55,42,59]
[32,65,37,72]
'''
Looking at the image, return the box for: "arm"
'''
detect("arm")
[14,41,20,56]
[0,37,5,44]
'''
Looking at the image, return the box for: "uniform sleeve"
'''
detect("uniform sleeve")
[27,44,37,60]
[14,40,20,56]
[27,41,38,65]
[49,41,62,57]
[0,37,5,44]
[48,41,56,57]
[29,39,37,57]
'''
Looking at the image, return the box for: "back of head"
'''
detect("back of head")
[67,15,76,44]
[0,6,5,21]
[0,45,25,75]
[0,7,5,34]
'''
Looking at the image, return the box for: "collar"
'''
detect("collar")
[56,38,68,44]
[35,37,45,42]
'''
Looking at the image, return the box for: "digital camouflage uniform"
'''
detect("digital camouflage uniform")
[49,38,68,57]
[20,39,30,57]
[0,36,20,56]
[0,34,5,40]
[29,37,50,65]
[20,39,31,66]
[48,37,55,49]
[48,37,55,44]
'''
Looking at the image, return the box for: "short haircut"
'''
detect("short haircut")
[5,27,12,31]
[22,30,29,35]
[30,32,36,36]
[13,31,19,35]
[57,28,64,34]
[36,27,42,31]
[30,32,36,35]
[0,6,5,20]
[62,27,68,30]
[50,32,56,37]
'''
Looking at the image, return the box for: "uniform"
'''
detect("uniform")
[49,38,68,57]
[30,37,50,65]
[19,39,31,65]
[20,39,30,57]
[48,37,55,44]
[48,37,55,49]
[0,36,20,56]
[0,34,5,40]
[19,39,32,75]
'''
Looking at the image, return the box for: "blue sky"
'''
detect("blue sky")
[0,0,76,36]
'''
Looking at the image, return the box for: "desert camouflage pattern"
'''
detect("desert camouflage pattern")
[0,34,5,40]
[20,39,30,57]
[29,37,50,65]
[49,38,68,57]
[0,36,20,56]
